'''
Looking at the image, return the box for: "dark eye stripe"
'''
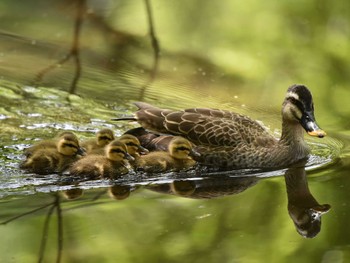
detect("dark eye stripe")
[111,149,125,154]
[176,146,190,151]
[64,143,78,149]
[126,142,138,147]
[287,97,304,112]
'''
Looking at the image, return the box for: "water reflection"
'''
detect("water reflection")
[284,164,331,238]
[0,163,332,262]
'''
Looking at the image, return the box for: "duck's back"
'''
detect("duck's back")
[134,102,276,147]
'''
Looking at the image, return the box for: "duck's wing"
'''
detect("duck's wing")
[134,102,273,147]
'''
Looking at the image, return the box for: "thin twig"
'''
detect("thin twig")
[0,202,55,225]
[34,0,86,94]
[38,203,56,263]
[139,0,161,100]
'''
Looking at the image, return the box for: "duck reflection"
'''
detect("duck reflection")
[284,165,331,238]
[147,175,259,199]
[146,165,331,238]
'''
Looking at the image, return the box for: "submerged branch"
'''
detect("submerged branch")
[38,203,56,263]
[0,202,54,225]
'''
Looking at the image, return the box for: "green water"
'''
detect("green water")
[1,1,350,262]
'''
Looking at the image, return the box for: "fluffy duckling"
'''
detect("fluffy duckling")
[119,134,149,158]
[136,136,199,173]
[81,128,115,154]
[69,140,133,179]
[20,132,84,175]
[23,131,77,157]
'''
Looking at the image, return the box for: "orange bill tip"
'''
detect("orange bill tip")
[307,130,326,138]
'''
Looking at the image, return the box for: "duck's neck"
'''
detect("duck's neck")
[279,119,310,157]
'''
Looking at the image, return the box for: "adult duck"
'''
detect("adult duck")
[114,84,326,169]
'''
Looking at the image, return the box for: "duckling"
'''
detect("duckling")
[20,133,84,175]
[69,140,133,179]
[118,134,149,158]
[114,84,326,169]
[81,128,115,154]
[23,131,77,157]
[135,136,199,173]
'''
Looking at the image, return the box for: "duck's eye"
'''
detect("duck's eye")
[111,148,125,154]
[126,142,138,147]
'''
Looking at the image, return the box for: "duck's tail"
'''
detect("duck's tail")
[111,116,137,121]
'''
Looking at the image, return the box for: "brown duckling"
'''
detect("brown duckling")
[81,128,115,154]
[69,140,133,179]
[135,136,199,173]
[20,132,84,175]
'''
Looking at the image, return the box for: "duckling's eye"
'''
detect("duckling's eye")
[176,146,190,151]
[111,149,125,154]
[126,142,138,147]
[65,143,78,149]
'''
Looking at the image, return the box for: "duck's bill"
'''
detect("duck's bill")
[301,115,326,138]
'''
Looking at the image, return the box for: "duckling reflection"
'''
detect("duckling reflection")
[108,184,131,200]
[61,188,84,200]
[284,165,331,238]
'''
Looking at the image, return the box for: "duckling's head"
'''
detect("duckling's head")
[119,134,149,157]
[57,134,84,156]
[105,140,134,162]
[282,84,326,138]
[96,128,115,146]
[168,137,199,160]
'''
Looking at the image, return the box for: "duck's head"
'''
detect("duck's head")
[119,134,149,157]
[106,140,134,162]
[168,137,200,160]
[57,134,85,156]
[96,128,115,146]
[282,84,326,138]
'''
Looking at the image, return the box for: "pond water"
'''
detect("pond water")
[1,1,350,262]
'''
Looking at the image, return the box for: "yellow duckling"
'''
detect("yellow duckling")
[23,131,77,157]
[119,134,149,158]
[81,128,115,154]
[136,136,199,173]
[20,132,84,175]
[69,140,133,179]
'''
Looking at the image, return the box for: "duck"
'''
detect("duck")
[113,84,326,169]
[69,140,133,179]
[124,127,174,152]
[81,128,115,154]
[135,136,199,173]
[20,132,85,175]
